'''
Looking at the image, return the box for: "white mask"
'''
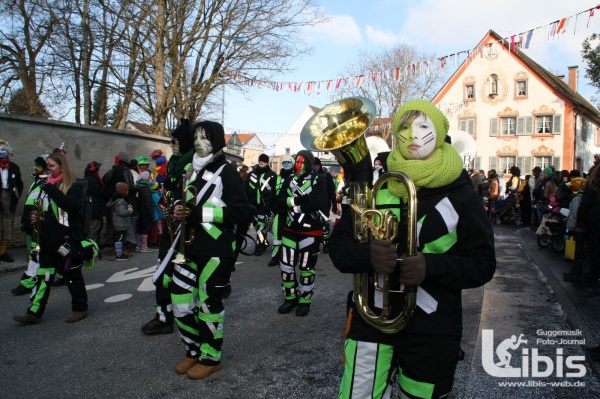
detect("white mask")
[396,114,437,160]
[194,127,213,157]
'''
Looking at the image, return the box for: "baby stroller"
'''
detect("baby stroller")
[536,211,567,252]
[491,194,522,226]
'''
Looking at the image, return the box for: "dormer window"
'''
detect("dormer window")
[488,74,498,96]
[465,85,475,100]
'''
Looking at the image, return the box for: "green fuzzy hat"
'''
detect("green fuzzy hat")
[543,167,553,177]
[137,156,150,165]
[392,99,449,149]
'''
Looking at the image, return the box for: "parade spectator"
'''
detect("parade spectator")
[487,169,499,218]
[576,165,600,286]
[13,153,88,324]
[148,181,164,247]
[543,181,560,214]
[532,167,552,227]
[529,166,542,228]
[470,168,482,196]
[135,171,156,253]
[0,139,23,263]
[106,182,133,261]
[563,177,587,282]
[84,161,110,248]
[137,157,151,175]
[151,150,168,185]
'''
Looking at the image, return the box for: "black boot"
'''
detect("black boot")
[296,304,310,317]
[11,285,31,296]
[267,257,279,267]
[278,298,298,314]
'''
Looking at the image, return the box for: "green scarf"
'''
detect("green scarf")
[167,149,194,183]
[386,143,464,201]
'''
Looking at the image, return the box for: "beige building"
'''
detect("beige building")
[224,132,266,166]
[433,30,600,176]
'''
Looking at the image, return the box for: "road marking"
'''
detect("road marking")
[106,266,156,283]
[105,293,133,303]
[86,283,104,290]
[137,277,155,292]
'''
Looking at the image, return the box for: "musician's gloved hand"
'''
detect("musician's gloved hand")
[370,239,397,274]
[398,252,426,286]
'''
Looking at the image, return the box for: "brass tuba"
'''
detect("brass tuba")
[300,96,417,334]
[172,175,198,265]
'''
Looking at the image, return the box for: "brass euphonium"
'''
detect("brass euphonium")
[300,96,417,334]
[172,175,198,265]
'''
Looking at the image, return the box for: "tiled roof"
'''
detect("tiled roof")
[225,133,255,144]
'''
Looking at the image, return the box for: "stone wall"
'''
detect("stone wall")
[0,113,172,248]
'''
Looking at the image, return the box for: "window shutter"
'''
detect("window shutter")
[553,114,562,135]
[517,117,525,135]
[524,157,532,175]
[474,156,481,171]
[468,119,475,135]
[460,119,467,132]
[552,156,561,169]
[490,118,498,137]
[516,156,524,171]
[489,156,497,171]
[525,116,533,135]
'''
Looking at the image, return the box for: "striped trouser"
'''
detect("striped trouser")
[339,339,395,399]
[271,213,283,257]
[170,255,233,365]
[27,250,88,318]
[339,332,461,399]
[19,235,39,289]
[253,215,268,246]
[279,230,320,304]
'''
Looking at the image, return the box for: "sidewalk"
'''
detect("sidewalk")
[518,226,600,349]
[0,245,29,275]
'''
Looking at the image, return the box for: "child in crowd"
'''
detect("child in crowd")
[149,181,164,246]
[544,181,560,214]
[135,171,156,252]
[106,182,133,261]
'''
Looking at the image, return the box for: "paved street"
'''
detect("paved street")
[1,223,599,398]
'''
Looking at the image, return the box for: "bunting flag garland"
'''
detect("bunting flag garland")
[228,5,599,99]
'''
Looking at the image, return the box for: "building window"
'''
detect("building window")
[465,85,475,100]
[459,118,475,136]
[500,117,516,135]
[516,80,527,97]
[285,147,290,155]
[533,156,552,169]
[535,116,553,133]
[499,156,516,174]
[489,74,498,95]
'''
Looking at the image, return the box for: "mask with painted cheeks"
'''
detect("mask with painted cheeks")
[258,161,268,168]
[282,161,293,170]
[194,127,213,157]
[295,156,307,175]
[396,113,437,160]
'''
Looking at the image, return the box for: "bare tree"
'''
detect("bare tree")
[119,0,325,135]
[0,0,59,117]
[342,44,448,142]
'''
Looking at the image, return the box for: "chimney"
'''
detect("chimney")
[568,66,578,92]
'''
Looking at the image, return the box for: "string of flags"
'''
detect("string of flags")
[228,5,599,99]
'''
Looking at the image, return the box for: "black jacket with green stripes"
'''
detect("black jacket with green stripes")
[329,168,496,343]
[183,154,251,259]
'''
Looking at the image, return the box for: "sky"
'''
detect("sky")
[221,0,600,147]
